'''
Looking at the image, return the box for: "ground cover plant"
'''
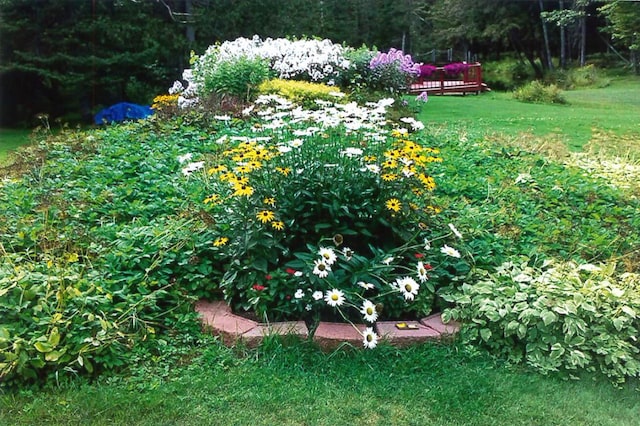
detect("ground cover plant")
[1,38,639,418]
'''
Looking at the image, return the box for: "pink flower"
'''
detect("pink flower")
[252,284,266,291]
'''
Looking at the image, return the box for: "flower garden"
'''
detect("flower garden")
[1,36,640,388]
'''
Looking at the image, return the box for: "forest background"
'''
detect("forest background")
[1,0,639,127]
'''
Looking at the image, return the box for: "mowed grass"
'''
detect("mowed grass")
[418,76,640,151]
[0,128,31,163]
[2,341,639,426]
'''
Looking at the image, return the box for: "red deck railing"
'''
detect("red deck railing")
[408,62,489,95]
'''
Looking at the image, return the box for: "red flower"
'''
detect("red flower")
[252,284,266,291]
[424,263,433,270]
[285,268,297,275]
[414,253,425,259]
[265,274,272,280]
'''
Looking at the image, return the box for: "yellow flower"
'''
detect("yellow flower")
[419,174,436,191]
[208,165,227,175]
[385,198,402,212]
[271,221,285,230]
[247,160,262,170]
[276,167,291,176]
[204,194,221,204]
[256,210,275,223]
[233,184,254,197]
[235,165,252,174]
[364,155,377,162]
[213,237,229,247]
[381,159,397,169]
[381,173,398,181]
[263,197,276,206]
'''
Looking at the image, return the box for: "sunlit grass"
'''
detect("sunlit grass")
[1,339,639,426]
[0,128,31,163]
[418,76,640,152]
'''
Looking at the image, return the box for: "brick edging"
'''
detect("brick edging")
[195,300,460,350]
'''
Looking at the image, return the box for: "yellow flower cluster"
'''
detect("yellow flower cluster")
[151,94,179,110]
[206,140,286,230]
[375,137,442,214]
[258,79,346,106]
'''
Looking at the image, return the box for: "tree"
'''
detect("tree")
[0,0,187,125]
[599,0,640,73]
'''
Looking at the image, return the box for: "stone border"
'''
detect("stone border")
[195,300,460,350]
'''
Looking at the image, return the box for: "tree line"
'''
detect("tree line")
[0,0,638,126]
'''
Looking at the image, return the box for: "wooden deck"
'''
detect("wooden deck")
[408,62,490,95]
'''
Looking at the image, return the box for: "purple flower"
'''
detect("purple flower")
[416,92,428,103]
[369,48,421,76]
[419,64,437,78]
[443,62,469,76]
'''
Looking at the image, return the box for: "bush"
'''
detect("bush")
[201,56,274,101]
[442,259,640,385]
[258,79,347,109]
[482,59,533,91]
[513,80,567,104]
[194,95,469,323]
[546,64,611,90]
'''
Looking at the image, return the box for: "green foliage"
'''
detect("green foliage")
[258,79,347,109]
[442,260,640,385]
[513,81,567,104]
[195,97,468,322]
[202,56,274,102]
[547,64,611,90]
[482,59,533,91]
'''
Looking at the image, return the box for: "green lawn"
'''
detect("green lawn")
[418,76,640,151]
[2,341,639,426]
[0,128,31,163]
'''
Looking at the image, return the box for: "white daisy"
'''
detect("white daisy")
[362,327,379,349]
[360,300,378,323]
[294,289,305,299]
[357,281,375,290]
[440,245,461,258]
[382,256,394,265]
[365,164,380,174]
[342,247,354,261]
[318,247,337,265]
[416,262,429,283]
[313,259,331,278]
[448,223,463,239]
[396,276,420,301]
[312,291,324,301]
[325,289,345,307]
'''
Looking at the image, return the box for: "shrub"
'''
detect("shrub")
[546,64,611,90]
[201,56,274,102]
[367,48,421,94]
[258,79,347,109]
[513,80,567,104]
[482,59,533,91]
[442,259,640,385]
[193,95,468,324]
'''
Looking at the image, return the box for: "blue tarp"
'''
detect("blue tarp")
[94,102,153,125]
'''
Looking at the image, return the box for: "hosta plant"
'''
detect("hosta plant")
[441,259,640,385]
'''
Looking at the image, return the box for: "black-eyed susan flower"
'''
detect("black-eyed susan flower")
[233,184,254,197]
[256,210,275,223]
[381,173,398,182]
[213,237,229,247]
[385,198,402,212]
[271,220,285,230]
[263,197,276,206]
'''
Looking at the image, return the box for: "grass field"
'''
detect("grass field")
[2,341,639,426]
[418,76,640,151]
[0,128,31,163]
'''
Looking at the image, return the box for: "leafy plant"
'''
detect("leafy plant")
[258,79,347,109]
[201,56,274,102]
[442,259,640,385]
[513,80,567,104]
